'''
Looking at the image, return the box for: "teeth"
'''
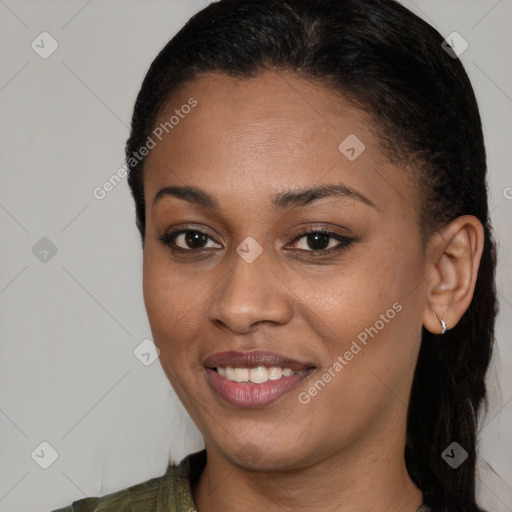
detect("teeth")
[268,367,282,380]
[224,367,235,381]
[249,366,268,384]
[216,365,299,384]
[234,368,249,382]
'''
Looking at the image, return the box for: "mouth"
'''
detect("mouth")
[203,350,316,408]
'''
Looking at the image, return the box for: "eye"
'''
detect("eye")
[288,228,354,253]
[158,229,222,251]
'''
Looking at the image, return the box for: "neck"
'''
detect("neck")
[193,431,423,512]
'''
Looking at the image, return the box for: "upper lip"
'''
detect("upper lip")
[203,350,315,372]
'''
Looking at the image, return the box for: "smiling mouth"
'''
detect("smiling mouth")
[204,350,316,408]
[213,365,310,384]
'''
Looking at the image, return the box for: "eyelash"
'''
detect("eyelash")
[288,227,354,254]
[158,226,355,257]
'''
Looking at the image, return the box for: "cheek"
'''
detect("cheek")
[297,237,423,387]
[142,246,202,361]
[292,250,400,344]
[142,250,210,413]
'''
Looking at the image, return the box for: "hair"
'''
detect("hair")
[125,0,498,510]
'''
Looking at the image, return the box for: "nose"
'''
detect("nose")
[207,251,293,334]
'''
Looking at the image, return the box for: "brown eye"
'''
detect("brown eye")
[290,229,354,253]
[182,231,208,249]
[303,232,331,250]
[158,230,222,251]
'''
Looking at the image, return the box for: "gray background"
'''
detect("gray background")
[0,1,510,511]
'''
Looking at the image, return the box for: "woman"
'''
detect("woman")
[52,0,498,510]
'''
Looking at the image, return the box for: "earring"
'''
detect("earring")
[437,313,447,334]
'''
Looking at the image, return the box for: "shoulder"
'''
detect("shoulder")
[49,450,206,512]
[49,470,165,512]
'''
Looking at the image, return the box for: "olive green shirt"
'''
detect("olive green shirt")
[51,450,432,512]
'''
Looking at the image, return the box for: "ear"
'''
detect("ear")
[422,215,484,335]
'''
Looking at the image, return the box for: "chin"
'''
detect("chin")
[215,436,316,472]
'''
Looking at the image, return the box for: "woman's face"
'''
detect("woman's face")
[142,71,429,470]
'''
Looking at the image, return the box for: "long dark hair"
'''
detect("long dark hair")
[125,1,498,510]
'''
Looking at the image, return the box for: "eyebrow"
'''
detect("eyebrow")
[152,183,377,211]
[272,183,377,211]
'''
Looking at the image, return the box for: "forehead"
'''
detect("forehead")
[143,71,417,219]
[149,70,372,167]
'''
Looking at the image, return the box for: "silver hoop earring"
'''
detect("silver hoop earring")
[437,313,447,334]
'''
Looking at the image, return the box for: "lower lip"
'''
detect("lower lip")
[206,368,313,408]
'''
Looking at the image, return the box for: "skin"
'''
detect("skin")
[141,70,484,512]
